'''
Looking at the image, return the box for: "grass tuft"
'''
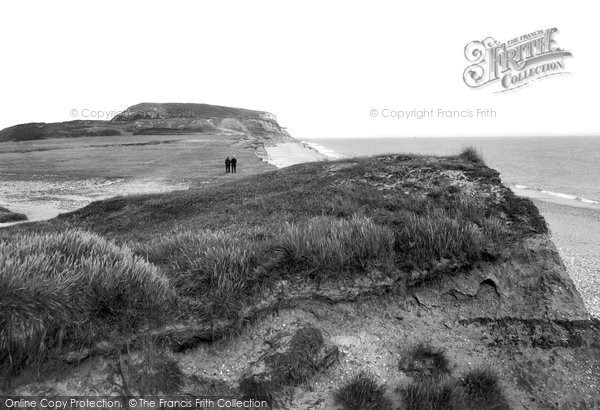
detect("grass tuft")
[335,371,391,410]
[399,376,467,409]
[460,368,510,409]
[0,230,175,373]
[457,146,485,164]
[275,215,396,279]
[120,342,183,395]
[394,211,484,270]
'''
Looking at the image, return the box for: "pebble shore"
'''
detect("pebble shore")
[533,199,600,318]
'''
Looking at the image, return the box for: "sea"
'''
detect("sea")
[302,136,600,208]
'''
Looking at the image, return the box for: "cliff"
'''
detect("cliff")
[1,153,598,408]
[0,102,293,145]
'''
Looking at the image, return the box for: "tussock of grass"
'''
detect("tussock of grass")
[398,345,510,410]
[400,376,467,409]
[461,368,510,409]
[458,146,485,164]
[276,216,395,279]
[0,230,175,373]
[136,229,263,320]
[394,211,484,268]
[399,368,510,410]
[335,371,391,410]
[120,342,183,395]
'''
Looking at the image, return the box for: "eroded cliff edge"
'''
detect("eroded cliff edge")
[1,154,598,408]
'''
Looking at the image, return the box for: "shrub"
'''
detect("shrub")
[458,146,485,164]
[461,368,510,409]
[275,215,395,279]
[399,342,451,378]
[335,371,391,410]
[0,230,175,373]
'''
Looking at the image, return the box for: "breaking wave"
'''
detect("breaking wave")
[514,184,599,205]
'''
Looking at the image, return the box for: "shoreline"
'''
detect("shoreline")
[263,141,334,168]
[529,197,600,318]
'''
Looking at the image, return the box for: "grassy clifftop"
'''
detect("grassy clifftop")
[2,152,598,407]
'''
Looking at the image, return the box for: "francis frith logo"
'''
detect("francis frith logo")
[463,28,572,92]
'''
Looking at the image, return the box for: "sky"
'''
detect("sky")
[0,0,598,139]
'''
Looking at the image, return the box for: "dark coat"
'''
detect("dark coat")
[225,158,231,165]
[231,157,237,165]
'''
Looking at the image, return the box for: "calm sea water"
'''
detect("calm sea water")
[302,136,600,207]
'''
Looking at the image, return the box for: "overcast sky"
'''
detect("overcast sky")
[0,1,598,139]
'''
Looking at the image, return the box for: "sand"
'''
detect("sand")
[264,142,331,168]
[531,199,600,318]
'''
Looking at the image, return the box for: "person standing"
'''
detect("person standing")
[225,156,231,173]
[231,156,237,173]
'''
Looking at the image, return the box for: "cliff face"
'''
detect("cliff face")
[112,103,293,144]
[0,102,293,144]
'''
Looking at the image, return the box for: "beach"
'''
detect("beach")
[532,199,600,318]
[263,141,330,168]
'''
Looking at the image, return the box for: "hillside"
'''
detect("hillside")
[1,153,599,408]
[0,102,292,144]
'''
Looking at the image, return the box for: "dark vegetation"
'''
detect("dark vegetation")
[111,102,269,122]
[335,371,391,410]
[398,342,451,378]
[398,342,510,409]
[239,326,337,401]
[0,121,122,142]
[460,368,510,409]
[458,145,485,164]
[0,154,549,376]
[0,206,27,223]
[119,341,183,395]
[0,230,175,374]
[131,125,218,135]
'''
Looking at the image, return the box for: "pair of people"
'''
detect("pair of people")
[225,156,237,173]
